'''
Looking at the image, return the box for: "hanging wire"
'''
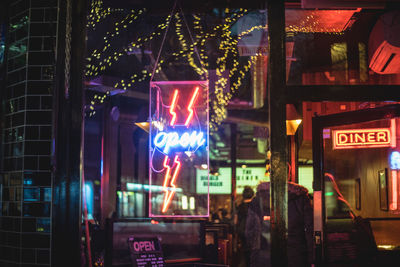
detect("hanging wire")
[150,0,178,82]
[178,2,207,79]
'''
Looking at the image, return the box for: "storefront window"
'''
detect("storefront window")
[286,8,400,85]
[4,0,400,266]
[309,102,400,266]
[82,2,275,265]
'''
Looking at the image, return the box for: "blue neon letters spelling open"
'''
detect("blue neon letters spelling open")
[154,130,205,154]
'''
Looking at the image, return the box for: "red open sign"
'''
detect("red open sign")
[332,128,391,149]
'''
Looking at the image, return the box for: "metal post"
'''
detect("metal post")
[52,0,88,266]
[231,123,237,210]
[267,0,288,266]
[312,117,324,266]
[230,123,237,254]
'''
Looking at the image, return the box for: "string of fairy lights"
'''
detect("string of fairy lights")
[90,9,146,59]
[174,12,205,76]
[86,0,124,30]
[85,1,347,126]
[86,14,171,78]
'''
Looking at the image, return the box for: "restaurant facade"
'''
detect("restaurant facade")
[1,0,400,266]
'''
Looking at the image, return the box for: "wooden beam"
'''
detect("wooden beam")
[52,0,88,266]
[267,0,288,266]
[286,85,400,102]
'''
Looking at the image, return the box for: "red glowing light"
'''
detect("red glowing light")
[161,87,202,213]
[169,89,179,126]
[184,87,200,127]
[391,170,398,211]
[161,155,181,213]
[391,119,397,148]
[332,128,391,149]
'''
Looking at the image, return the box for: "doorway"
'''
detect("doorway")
[312,104,400,266]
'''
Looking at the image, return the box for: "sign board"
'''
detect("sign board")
[332,128,391,149]
[196,167,268,195]
[236,167,268,194]
[149,81,209,217]
[298,166,313,194]
[196,169,232,194]
[128,237,164,267]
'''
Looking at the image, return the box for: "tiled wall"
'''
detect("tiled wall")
[1,0,58,266]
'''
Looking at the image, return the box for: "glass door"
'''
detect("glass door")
[312,104,400,266]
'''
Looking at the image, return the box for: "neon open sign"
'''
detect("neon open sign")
[333,128,391,149]
[149,81,209,217]
[154,131,205,154]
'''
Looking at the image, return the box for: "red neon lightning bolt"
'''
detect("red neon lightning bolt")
[161,155,181,213]
[169,89,179,126]
[184,87,200,127]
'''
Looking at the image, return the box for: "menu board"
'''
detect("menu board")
[196,168,232,194]
[196,167,268,195]
[128,237,165,267]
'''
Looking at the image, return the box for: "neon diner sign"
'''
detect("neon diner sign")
[152,86,206,213]
[333,128,391,149]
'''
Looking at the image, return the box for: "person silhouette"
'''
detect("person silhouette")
[245,182,313,267]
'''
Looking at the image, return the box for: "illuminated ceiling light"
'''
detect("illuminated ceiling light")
[241,165,247,169]
[182,195,188,210]
[286,120,302,135]
[201,164,208,169]
[189,197,195,210]
[135,121,166,133]
[135,122,150,133]
[377,245,396,250]
[286,104,302,135]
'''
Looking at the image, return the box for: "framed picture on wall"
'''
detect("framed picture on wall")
[378,169,389,211]
[355,178,361,210]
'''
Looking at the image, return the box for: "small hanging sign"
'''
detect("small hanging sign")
[128,236,165,267]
